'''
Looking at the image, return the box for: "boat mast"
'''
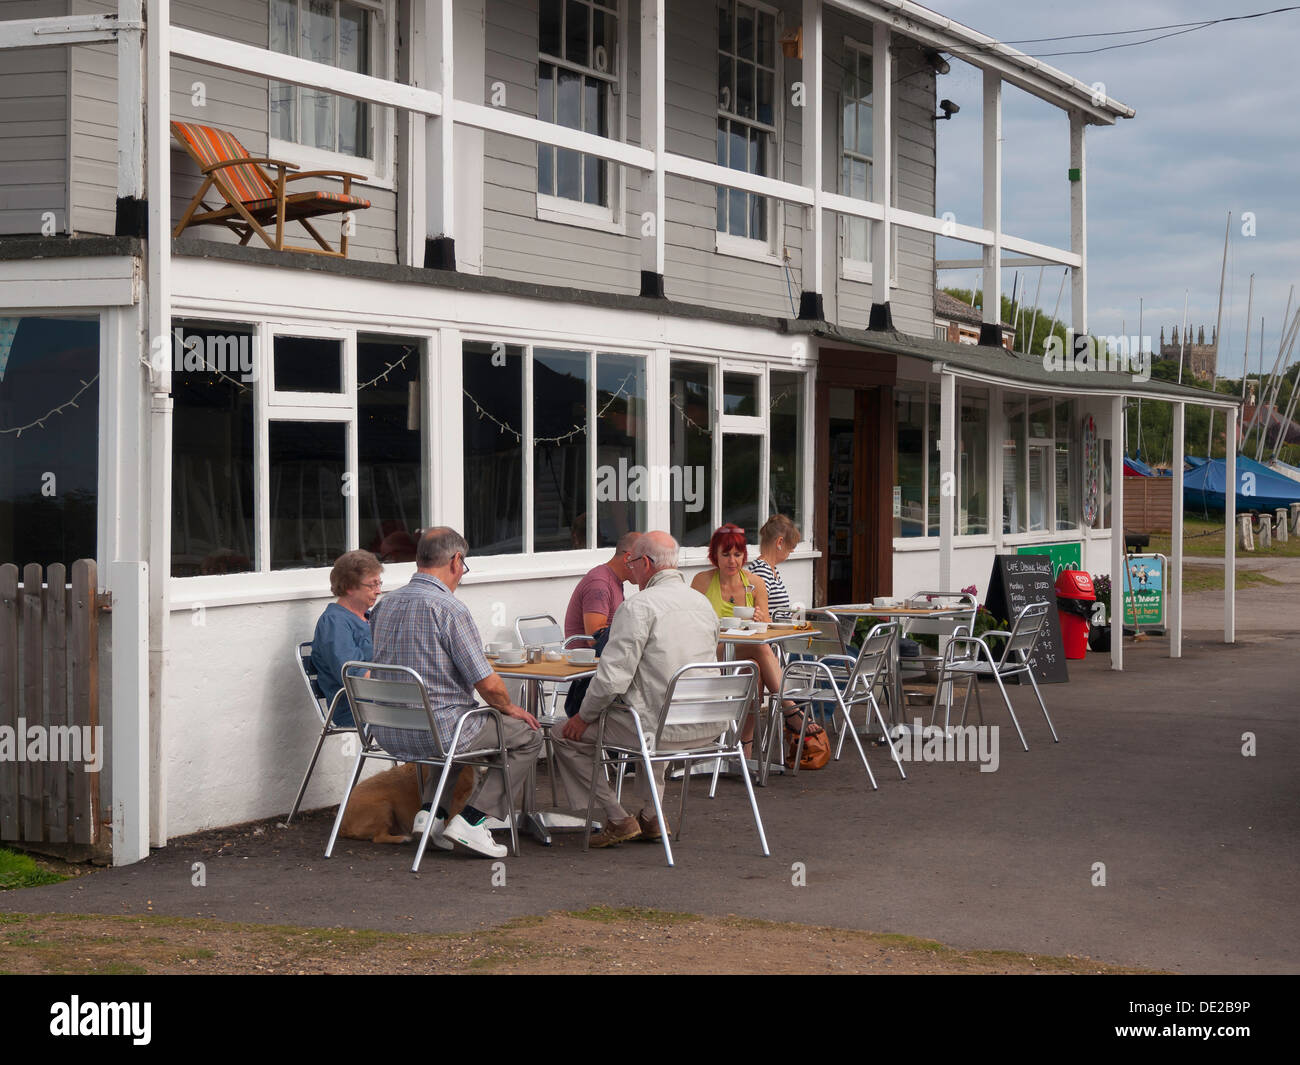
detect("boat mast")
[1205,212,1231,457]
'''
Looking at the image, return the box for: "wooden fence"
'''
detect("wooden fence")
[1123,477,1174,533]
[0,560,100,847]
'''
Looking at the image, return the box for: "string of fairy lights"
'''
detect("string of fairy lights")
[0,374,99,438]
[464,371,638,445]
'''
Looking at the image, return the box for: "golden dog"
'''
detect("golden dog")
[339,763,476,844]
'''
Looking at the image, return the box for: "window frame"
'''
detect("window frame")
[838,37,898,287]
[536,0,629,234]
[267,0,397,189]
[715,0,783,261]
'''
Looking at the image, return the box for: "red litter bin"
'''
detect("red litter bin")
[1055,569,1095,659]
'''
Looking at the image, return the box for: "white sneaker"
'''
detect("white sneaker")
[412,808,453,851]
[412,807,432,834]
[442,813,507,858]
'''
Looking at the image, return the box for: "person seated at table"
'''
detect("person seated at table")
[553,531,722,847]
[564,529,640,639]
[689,523,822,749]
[746,514,800,615]
[311,550,383,729]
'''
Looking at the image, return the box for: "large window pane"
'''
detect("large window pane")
[463,341,523,554]
[722,433,761,536]
[595,353,646,547]
[533,349,588,552]
[927,390,940,535]
[358,337,422,563]
[960,388,989,535]
[0,317,99,570]
[1055,399,1076,531]
[894,385,925,538]
[670,361,714,547]
[768,370,803,532]
[170,321,254,576]
[1002,394,1026,533]
[269,420,346,571]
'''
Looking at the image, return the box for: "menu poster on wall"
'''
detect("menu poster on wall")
[984,553,1069,684]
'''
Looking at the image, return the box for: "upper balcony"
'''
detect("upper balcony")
[0,0,1132,339]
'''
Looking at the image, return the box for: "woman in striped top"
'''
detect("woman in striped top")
[746,515,801,615]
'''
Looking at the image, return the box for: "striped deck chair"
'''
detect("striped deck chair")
[171,121,372,258]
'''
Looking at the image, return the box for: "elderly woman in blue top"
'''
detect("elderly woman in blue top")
[311,550,383,728]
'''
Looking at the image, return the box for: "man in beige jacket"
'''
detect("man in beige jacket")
[553,530,722,846]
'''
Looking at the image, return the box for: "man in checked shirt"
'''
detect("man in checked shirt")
[368,527,541,858]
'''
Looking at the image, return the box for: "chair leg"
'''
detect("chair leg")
[287,725,331,824]
[989,661,1029,751]
[324,749,367,858]
[677,759,691,843]
[412,759,456,873]
[500,755,520,858]
[639,742,674,867]
[735,742,770,857]
[1023,666,1059,742]
[869,694,904,781]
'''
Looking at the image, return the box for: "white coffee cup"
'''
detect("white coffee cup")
[567,648,596,664]
[732,606,756,620]
[498,650,526,665]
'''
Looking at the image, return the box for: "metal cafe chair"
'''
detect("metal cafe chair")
[779,622,906,785]
[931,600,1060,751]
[581,661,768,868]
[287,641,358,824]
[325,662,519,872]
[897,589,978,718]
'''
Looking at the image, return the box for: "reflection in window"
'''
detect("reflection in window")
[722,433,761,534]
[269,420,346,570]
[1055,399,1076,531]
[538,0,617,207]
[274,334,343,393]
[959,387,988,535]
[669,361,714,547]
[716,0,776,241]
[533,348,589,552]
[171,321,255,576]
[595,353,646,547]
[463,341,524,555]
[358,337,422,563]
[1002,394,1025,533]
[271,0,375,158]
[894,385,925,538]
[768,371,803,532]
[0,317,99,569]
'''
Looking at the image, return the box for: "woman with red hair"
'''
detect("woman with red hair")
[690,524,822,751]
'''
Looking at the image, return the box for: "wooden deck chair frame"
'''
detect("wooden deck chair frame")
[170,121,371,258]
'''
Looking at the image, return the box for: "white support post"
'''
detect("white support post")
[870,19,892,318]
[397,0,427,266]
[110,562,149,865]
[145,0,172,849]
[1110,395,1124,671]
[1224,408,1236,643]
[938,371,956,591]
[639,0,666,297]
[424,0,455,268]
[1170,401,1185,657]
[1069,111,1087,336]
[116,0,144,208]
[799,0,823,318]
[980,70,1001,344]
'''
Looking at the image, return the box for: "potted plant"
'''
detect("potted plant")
[1088,573,1112,652]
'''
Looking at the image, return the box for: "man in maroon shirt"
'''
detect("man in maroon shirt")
[564,530,640,639]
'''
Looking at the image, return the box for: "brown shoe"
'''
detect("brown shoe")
[635,810,670,842]
[589,816,641,848]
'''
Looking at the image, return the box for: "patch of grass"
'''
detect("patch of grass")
[1148,517,1300,559]
[0,848,67,891]
[566,905,700,925]
[1181,567,1282,594]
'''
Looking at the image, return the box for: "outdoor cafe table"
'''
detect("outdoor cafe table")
[717,624,824,786]
[821,604,971,735]
[490,657,597,845]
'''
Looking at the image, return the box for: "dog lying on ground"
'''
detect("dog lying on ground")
[339,763,476,844]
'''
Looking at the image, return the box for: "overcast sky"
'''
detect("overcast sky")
[929,0,1299,379]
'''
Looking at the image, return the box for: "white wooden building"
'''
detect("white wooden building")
[0,0,1241,862]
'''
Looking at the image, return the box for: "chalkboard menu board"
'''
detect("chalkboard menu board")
[984,554,1069,684]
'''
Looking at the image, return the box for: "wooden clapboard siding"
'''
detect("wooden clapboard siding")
[67,0,398,259]
[0,0,70,236]
[0,560,100,848]
[1123,477,1174,533]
